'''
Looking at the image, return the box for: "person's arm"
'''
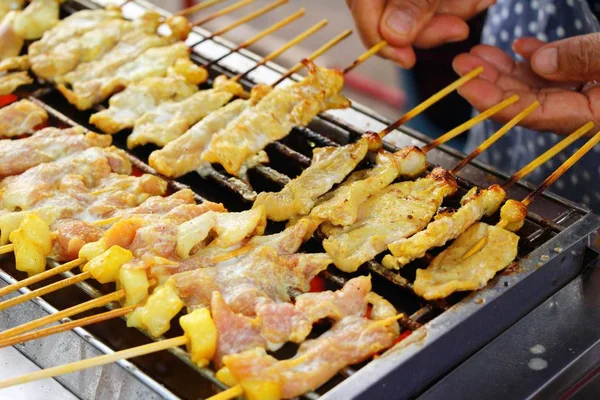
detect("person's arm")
[453,34,600,135]
[346,0,495,67]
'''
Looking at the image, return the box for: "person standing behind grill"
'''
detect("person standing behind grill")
[346,0,600,212]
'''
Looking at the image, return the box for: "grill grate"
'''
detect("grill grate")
[0,0,598,399]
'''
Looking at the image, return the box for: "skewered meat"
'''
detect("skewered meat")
[0,71,31,95]
[149,84,273,178]
[31,18,135,81]
[499,199,528,232]
[12,0,59,40]
[413,222,519,299]
[253,136,372,222]
[0,11,23,60]
[0,146,131,211]
[89,76,198,135]
[224,314,398,399]
[0,127,112,176]
[0,0,23,21]
[202,60,350,177]
[0,99,48,138]
[58,42,193,110]
[127,76,243,148]
[28,7,123,56]
[311,146,428,226]
[322,168,457,272]
[0,55,29,72]
[173,246,330,314]
[384,185,506,269]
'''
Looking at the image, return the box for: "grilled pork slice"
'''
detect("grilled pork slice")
[202,60,350,177]
[12,0,60,41]
[0,146,131,211]
[149,85,273,178]
[28,7,122,57]
[89,75,199,135]
[0,128,112,176]
[0,55,29,73]
[58,42,193,110]
[0,99,48,139]
[0,0,24,21]
[384,185,507,269]
[0,71,32,95]
[413,222,519,299]
[127,76,243,149]
[311,146,428,227]
[0,11,24,60]
[224,314,398,399]
[254,136,372,222]
[322,167,457,273]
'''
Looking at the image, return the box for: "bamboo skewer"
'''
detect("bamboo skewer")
[0,290,125,340]
[343,39,387,74]
[272,29,353,86]
[0,244,13,255]
[421,95,520,153]
[232,19,329,81]
[450,101,540,174]
[0,336,189,389]
[462,127,600,259]
[174,0,228,17]
[209,386,245,400]
[378,67,484,138]
[0,304,138,349]
[192,0,256,26]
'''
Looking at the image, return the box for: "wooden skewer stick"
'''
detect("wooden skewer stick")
[462,127,600,260]
[174,0,228,17]
[232,19,329,82]
[502,121,595,188]
[0,304,138,349]
[192,0,256,27]
[378,67,485,138]
[0,335,188,389]
[201,8,306,66]
[0,290,125,340]
[209,0,288,37]
[421,95,520,153]
[208,386,245,400]
[0,270,91,312]
[450,101,540,174]
[272,29,354,86]
[343,39,387,74]
[0,258,84,298]
[0,244,13,255]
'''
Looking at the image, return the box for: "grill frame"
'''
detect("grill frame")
[0,0,598,398]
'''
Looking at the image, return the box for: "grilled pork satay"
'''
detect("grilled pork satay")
[382,185,506,269]
[0,146,131,211]
[89,72,201,135]
[223,312,398,399]
[0,71,31,95]
[149,85,273,178]
[0,172,167,246]
[0,99,48,138]
[0,0,24,21]
[30,17,136,81]
[11,0,60,41]
[0,54,29,72]
[126,75,244,148]
[0,128,112,177]
[58,41,194,111]
[202,60,350,177]
[321,168,457,273]
[0,11,23,60]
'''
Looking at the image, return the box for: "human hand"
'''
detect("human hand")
[453,34,600,135]
[345,0,495,67]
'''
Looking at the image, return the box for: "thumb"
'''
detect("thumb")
[531,33,600,82]
[380,0,441,47]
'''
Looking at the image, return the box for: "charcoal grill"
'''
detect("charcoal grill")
[1,0,599,399]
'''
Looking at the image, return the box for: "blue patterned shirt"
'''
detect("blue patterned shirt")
[467,0,600,211]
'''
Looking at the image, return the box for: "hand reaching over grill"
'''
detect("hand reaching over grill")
[452,35,600,135]
[345,0,492,67]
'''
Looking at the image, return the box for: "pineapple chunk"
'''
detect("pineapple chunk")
[216,367,238,387]
[82,245,133,284]
[180,308,217,367]
[9,214,52,276]
[127,281,183,337]
[240,379,282,400]
[78,240,107,261]
[118,267,150,306]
